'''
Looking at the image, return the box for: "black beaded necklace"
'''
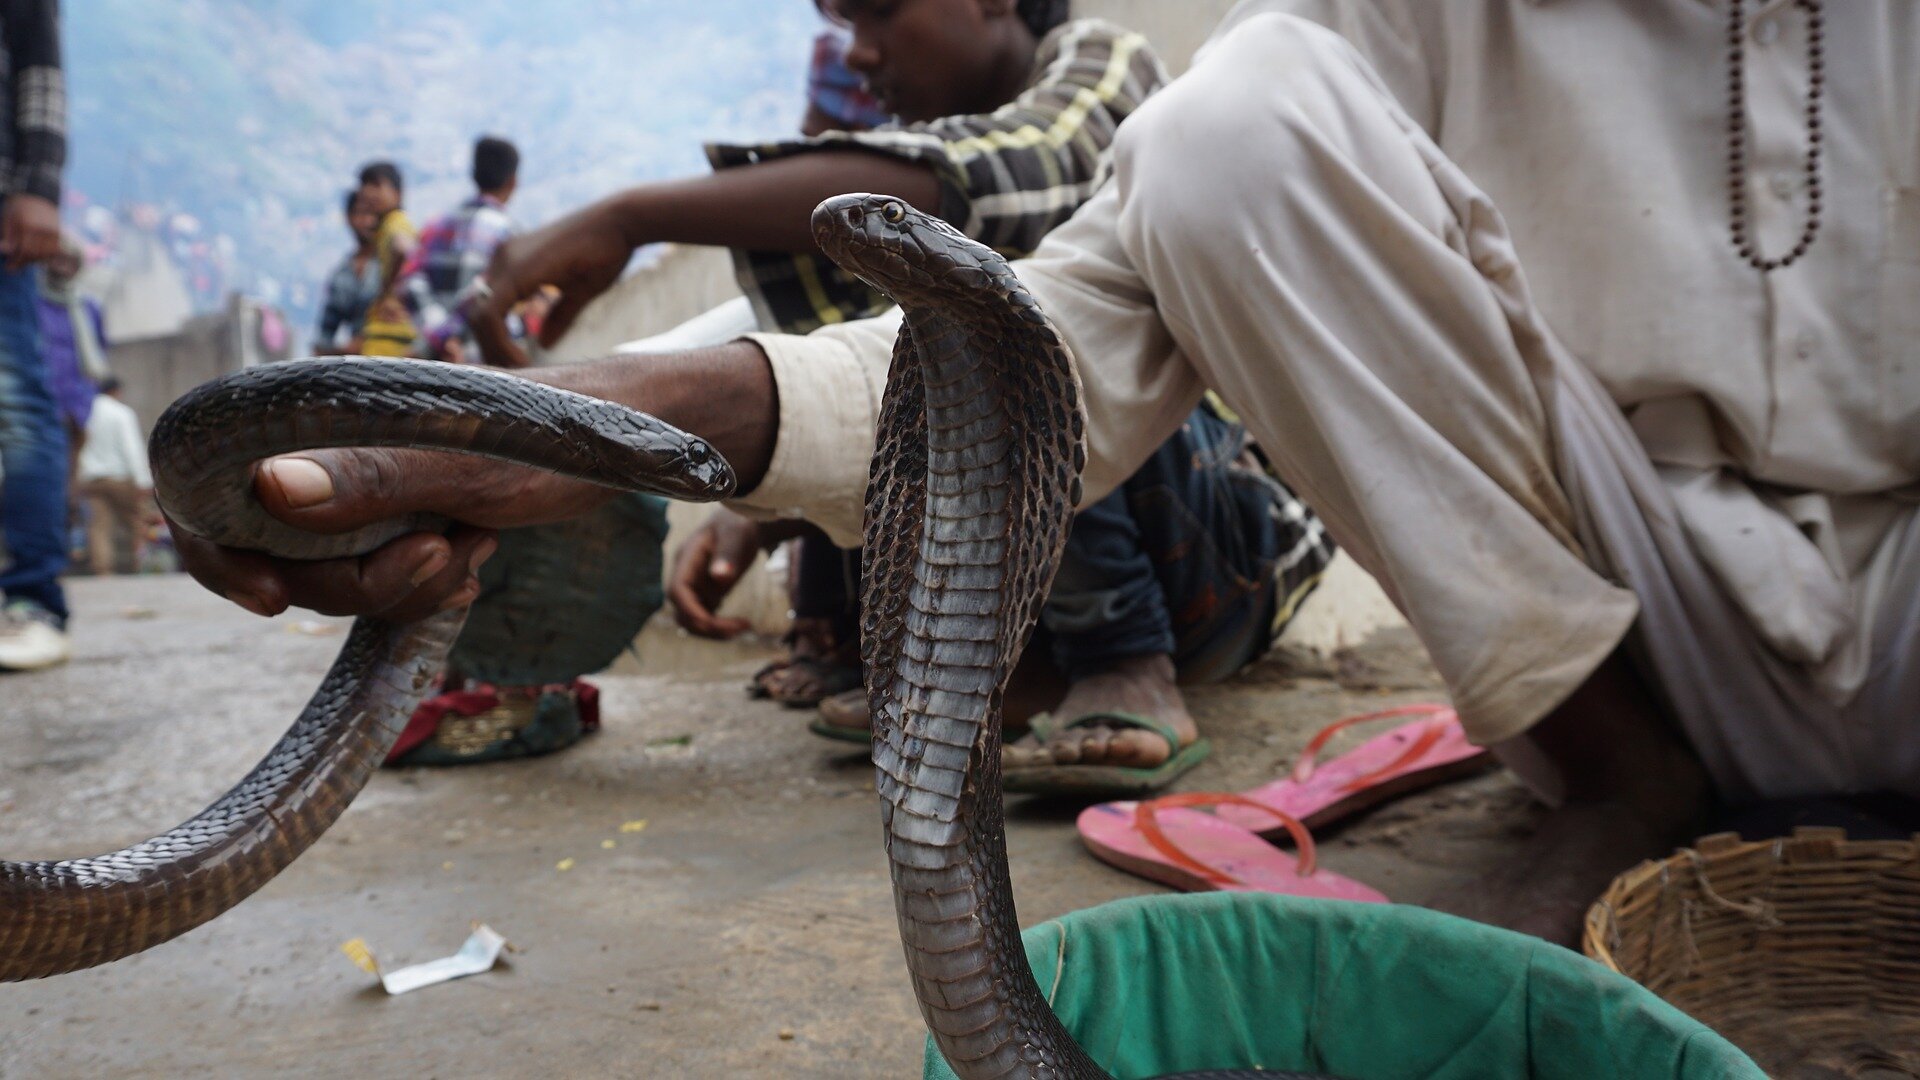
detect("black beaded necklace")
[1726,0,1826,272]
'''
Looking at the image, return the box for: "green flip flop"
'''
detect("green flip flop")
[806,689,873,744]
[1002,711,1212,800]
[807,716,872,744]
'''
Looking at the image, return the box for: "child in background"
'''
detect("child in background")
[354,160,420,357]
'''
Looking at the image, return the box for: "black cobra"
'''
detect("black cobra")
[0,359,734,980]
[816,193,1330,1080]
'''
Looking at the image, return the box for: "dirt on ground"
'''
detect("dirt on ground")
[0,575,1538,1079]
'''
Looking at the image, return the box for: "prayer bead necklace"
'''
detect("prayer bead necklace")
[1727,0,1825,272]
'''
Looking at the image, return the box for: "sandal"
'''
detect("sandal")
[1075,705,1489,892]
[1079,792,1384,900]
[1001,711,1212,799]
[747,617,863,708]
[807,688,873,744]
[1212,705,1490,836]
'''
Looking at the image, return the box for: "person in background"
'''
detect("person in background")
[461,0,1330,793]
[354,160,419,357]
[0,0,73,673]
[333,0,1173,767]
[313,191,381,354]
[397,135,519,365]
[36,232,105,476]
[74,377,153,577]
[607,27,892,356]
[801,27,892,136]
[670,27,894,711]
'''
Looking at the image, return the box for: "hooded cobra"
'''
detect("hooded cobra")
[816,194,1329,1079]
[0,359,734,981]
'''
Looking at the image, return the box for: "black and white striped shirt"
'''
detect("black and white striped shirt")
[0,0,63,204]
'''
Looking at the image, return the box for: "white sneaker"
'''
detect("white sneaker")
[0,600,70,672]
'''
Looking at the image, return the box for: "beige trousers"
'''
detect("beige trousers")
[1011,15,1919,801]
[79,478,149,577]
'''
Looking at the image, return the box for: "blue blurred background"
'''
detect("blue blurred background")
[65,0,819,346]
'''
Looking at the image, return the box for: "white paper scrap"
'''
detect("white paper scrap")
[340,922,510,995]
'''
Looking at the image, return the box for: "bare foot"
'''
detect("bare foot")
[1423,649,1711,946]
[809,643,1068,739]
[1426,801,1674,947]
[750,617,861,706]
[1001,653,1198,770]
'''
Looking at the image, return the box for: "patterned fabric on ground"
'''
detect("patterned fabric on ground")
[385,679,601,766]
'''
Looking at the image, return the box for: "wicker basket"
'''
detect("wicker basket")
[1584,828,1920,1078]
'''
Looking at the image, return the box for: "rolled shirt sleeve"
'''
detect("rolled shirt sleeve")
[730,313,899,548]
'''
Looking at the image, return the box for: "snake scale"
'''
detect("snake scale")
[1,197,1332,1078]
[0,359,734,980]
[818,194,1328,1080]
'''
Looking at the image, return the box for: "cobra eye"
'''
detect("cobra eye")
[882,201,907,224]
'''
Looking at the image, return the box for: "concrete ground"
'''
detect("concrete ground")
[0,574,1537,1079]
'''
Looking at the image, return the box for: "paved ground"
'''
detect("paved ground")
[0,575,1537,1079]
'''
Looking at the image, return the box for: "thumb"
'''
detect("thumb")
[254,448,440,534]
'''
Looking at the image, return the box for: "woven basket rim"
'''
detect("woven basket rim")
[1584,826,1920,972]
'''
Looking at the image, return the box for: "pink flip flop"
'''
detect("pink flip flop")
[1077,793,1385,900]
[1075,705,1490,896]
[1213,704,1490,837]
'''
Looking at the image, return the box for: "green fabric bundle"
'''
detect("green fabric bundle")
[924,893,1759,1079]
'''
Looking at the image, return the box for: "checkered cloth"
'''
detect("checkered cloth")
[0,0,65,204]
[710,19,1167,335]
[398,194,515,356]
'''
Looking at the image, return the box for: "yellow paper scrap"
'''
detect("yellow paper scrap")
[601,839,616,850]
[340,938,379,976]
[619,820,649,834]
[556,858,576,872]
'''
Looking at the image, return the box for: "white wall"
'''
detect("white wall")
[547,244,740,363]
[1081,0,1246,72]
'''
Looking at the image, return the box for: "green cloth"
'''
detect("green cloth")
[448,494,669,686]
[923,893,1759,1080]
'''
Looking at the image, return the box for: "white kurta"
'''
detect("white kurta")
[730,1,1919,800]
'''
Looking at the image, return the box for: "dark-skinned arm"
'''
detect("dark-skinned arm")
[175,341,780,623]
[472,150,941,366]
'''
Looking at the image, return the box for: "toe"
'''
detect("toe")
[1115,729,1172,768]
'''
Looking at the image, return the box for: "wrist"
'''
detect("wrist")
[604,188,656,250]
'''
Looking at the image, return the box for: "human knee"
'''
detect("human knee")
[1115,15,1366,240]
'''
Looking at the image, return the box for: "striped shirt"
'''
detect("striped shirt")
[708,19,1167,335]
[398,193,514,355]
[0,0,64,204]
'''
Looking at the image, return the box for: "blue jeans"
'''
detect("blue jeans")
[0,264,67,623]
[1042,405,1332,684]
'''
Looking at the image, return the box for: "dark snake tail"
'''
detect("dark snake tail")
[1,358,733,982]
